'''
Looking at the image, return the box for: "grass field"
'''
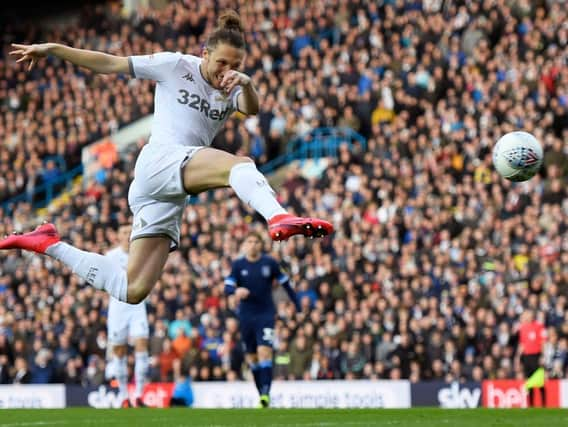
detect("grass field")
[0,408,567,427]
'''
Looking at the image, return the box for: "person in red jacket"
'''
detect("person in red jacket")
[518,310,546,407]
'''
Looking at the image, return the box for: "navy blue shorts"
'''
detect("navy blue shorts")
[239,315,274,354]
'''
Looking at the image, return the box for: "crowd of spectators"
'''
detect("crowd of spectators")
[1,0,568,386]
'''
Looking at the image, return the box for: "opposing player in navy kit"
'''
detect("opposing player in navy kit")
[225,232,300,408]
[2,10,333,305]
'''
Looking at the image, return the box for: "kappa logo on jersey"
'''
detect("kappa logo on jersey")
[182,72,194,82]
[240,269,248,276]
[177,89,231,121]
[262,265,271,278]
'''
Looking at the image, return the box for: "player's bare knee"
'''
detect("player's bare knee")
[218,156,254,186]
[126,270,145,303]
[235,156,253,165]
[258,348,272,361]
[126,283,148,304]
[135,339,148,352]
[128,292,146,305]
[113,345,127,357]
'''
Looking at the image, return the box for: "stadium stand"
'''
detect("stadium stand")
[0,0,567,387]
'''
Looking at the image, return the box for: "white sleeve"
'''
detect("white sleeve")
[128,52,182,82]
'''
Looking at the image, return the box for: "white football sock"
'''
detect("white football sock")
[115,356,128,400]
[229,162,287,221]
[134,351,149,399]
[46,242,128,302]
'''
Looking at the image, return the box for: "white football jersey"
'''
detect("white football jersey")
[129,52,242,147]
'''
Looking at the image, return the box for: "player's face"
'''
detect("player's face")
[202,43,245,89]
[118,225,131,248]
[244,236,262,258]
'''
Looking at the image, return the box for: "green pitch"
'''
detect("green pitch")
[0,408,566,427]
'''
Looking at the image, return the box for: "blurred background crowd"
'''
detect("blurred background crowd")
[0,0,567,386]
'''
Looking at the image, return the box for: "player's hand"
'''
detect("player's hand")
[219,70,250,94]
[235,288,250,300]
[10,43,51,71]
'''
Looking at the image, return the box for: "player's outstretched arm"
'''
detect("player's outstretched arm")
[10,43,129,75]
[237,80,259,115]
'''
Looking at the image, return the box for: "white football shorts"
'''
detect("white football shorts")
[128,142,204,250]
[107,297,150,345]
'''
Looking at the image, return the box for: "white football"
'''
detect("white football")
[492,131,543,182]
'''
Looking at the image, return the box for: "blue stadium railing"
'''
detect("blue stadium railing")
[259,127,367,174]
[1,165,83,215]
[1,127,366,214]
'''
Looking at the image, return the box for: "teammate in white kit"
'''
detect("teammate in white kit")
[2,10,333,305]
[105,224,149,408]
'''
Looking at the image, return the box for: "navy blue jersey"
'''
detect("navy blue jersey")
[224,254,289,318]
